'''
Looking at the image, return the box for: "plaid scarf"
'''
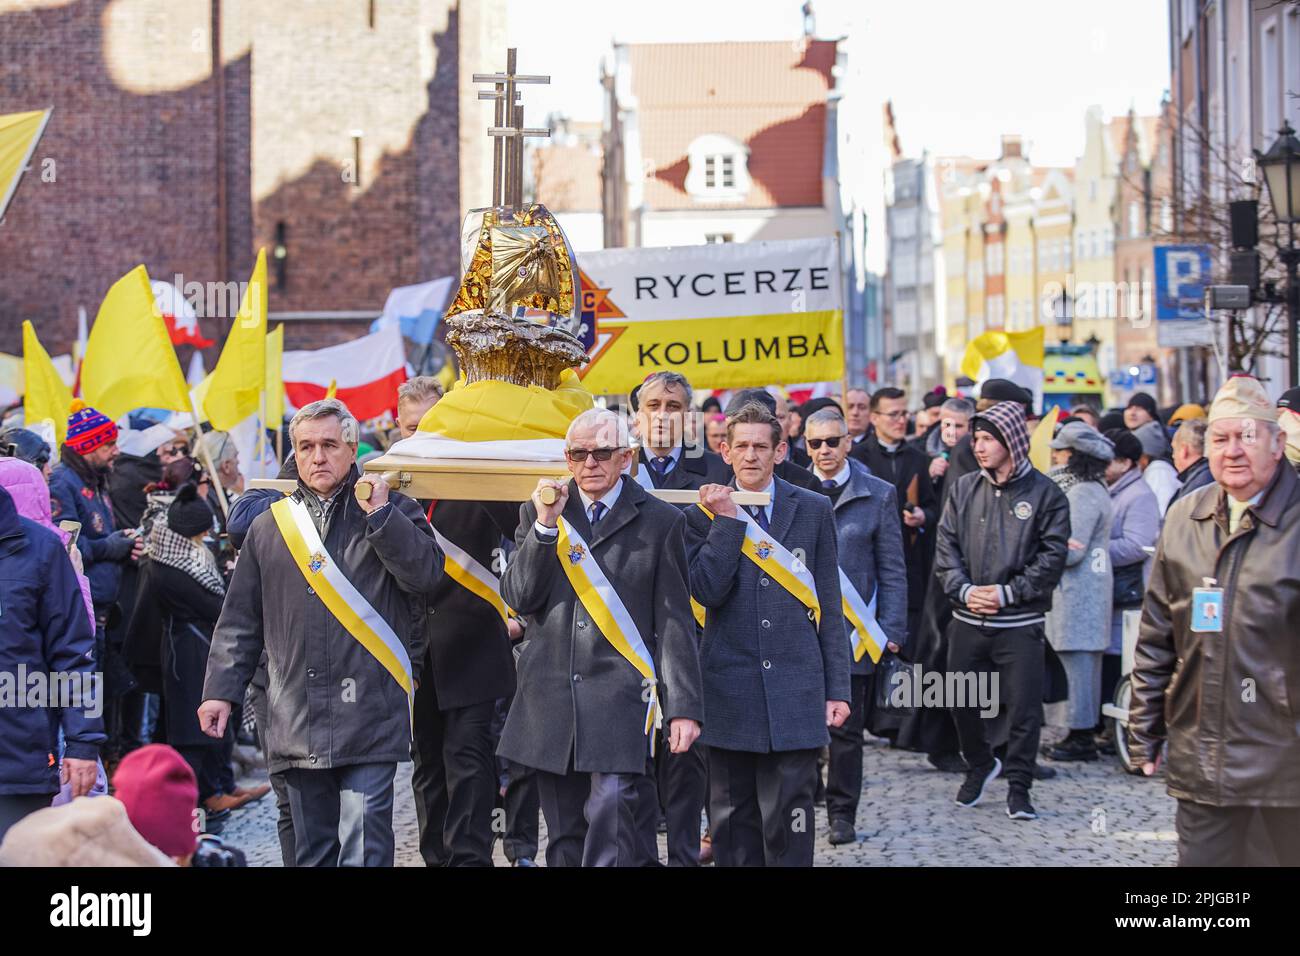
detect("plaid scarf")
[148,521,225,595]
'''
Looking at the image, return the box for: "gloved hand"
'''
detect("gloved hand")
[100,530,136,561]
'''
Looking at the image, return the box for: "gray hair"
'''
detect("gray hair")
[941,397,975,418]
[566,408,631,448]
[804,408,848,433]
[1172,418,1207,455]
[640,371,693,406]
[200,430,238,466]
[289,398,360,446]
[397,375,444,406]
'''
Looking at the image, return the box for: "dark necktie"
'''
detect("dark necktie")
[748,505,770,532]
[821,479,838,491]
[589,501,606,526]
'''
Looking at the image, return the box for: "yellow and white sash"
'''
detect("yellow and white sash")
[554,516,662,750]
[697,504,821,625]
[431,527,510,625]
[839,570,890,664]
[271,497,414,701]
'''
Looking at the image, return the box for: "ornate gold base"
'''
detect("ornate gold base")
[445,310,586,390]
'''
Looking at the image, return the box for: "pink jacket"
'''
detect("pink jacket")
[0,457,96,629]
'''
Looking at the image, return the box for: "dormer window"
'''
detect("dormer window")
[686,134,750,201]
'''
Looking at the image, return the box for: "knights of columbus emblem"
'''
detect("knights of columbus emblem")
[755,540,774,561]
[567,544,586,565]
[308,551,327,573]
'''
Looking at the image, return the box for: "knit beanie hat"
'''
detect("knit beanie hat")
[167,483,213,538]
[111,744,199,859]
[1125,392,1159,420]
[971,400,1030,471]
[65,400,118,456]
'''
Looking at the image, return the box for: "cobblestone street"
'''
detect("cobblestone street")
[222,732,1178,867]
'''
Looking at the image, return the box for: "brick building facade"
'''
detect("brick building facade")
[0,0,504,356]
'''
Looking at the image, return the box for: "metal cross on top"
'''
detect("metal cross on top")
[473,48,551,210]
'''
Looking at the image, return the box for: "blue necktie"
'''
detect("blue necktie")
[821,479,838,491]
[589,501,606,526]
[749,505,770,532]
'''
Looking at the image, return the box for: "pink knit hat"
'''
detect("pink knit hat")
[111,744,199,858]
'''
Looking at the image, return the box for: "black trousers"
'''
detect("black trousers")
[826,673,869,825]
[1175,800,1300,866]
[947,619,1044,790]
[655,736,707,866]
[283,762,396,867]
[177,742,227,803]
[708,747,818,867]
[0,794,51,844]
[411,677,497,867]
[502,759,540,863]
[535,759,658,867]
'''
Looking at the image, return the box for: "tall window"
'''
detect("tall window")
[1262,20,1280,141]
[1128,201,1141,239]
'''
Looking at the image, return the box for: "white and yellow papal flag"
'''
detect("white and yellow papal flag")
[960,327,1045,411]
[0,109,52,221]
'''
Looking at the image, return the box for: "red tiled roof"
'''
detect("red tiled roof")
[532,143,603,212]
[627,39,836,210]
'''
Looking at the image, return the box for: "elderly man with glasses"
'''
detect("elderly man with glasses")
[497,408,703,867]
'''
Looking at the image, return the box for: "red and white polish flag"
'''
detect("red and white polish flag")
[282,324,409,421]
[151,281,215,348]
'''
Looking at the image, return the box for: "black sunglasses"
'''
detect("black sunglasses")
[565,447,623,462]
[806,436,844,450]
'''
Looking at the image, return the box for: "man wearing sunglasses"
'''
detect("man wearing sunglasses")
[684,402,850,866]
[497,409,703,866]
[805,408,908,846]
[849,387,938,662]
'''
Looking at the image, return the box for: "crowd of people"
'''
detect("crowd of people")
[1,367,1298,867]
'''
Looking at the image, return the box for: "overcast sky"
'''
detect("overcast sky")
[503,0,1171,167]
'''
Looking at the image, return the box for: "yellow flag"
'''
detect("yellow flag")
[22,320,74,446]
[80,265,191,422]
[265,323,285,426]
[1029,405,1060,474]
[960,328,1045,391]
[204,248,268,430]
[0,109,51,221]
[324,379,338,400]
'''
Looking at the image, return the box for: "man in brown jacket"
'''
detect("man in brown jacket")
[1130,374,1300,866]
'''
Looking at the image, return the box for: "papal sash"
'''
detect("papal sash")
[431,526,510,625]
[838,570,890,664]
[271,497,414,699]
[554,517,662,748]
[696,504,821,625]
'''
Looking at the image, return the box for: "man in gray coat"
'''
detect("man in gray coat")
[804,408,908,846]
[498,408,703,867]
[684,402,850,867]
[200,399,441,867]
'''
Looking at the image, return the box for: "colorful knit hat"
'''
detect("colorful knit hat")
[65,399,118,455]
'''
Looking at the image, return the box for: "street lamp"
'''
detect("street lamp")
[1256,120,1300,387]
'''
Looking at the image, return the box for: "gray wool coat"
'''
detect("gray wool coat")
[203,474,441,774]
[683,476,850,753]
[827,459,909,675]
[497,477,703,776]
[1044,478,1115,652]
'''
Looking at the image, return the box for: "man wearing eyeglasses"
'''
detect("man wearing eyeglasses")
[849,387,938,657]
[497,409,703,866]
[805,408,907,845]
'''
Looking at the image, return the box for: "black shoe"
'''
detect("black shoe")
[1007,786,1038,820]
[1047,733,1098,762]
[927,752,970,773]
[827,819,857,846]
[1095,729,1117,756]
[955,757,1002,808]
[1033,763,1058,780]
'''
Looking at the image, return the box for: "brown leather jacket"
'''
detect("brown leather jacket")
[1129,460,1300,807]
